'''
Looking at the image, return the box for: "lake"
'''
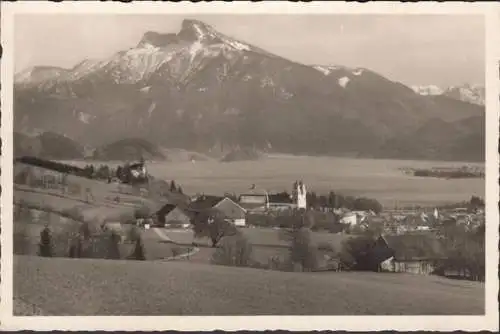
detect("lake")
[62,154,484,208]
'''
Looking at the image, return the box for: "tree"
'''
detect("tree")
[338,235,378,271]
[14,224,31,255]
[328,191,337,209]
[170,180,177,192]
[352,197,383,214]
[280,209,318,272]
[129,237,146,260]
[212,232,254,267]
[38,226,53,257]
[116,165,123,179]
[177,185,183,194]
[105,231,121,260]
[469,196,484,210]
[191,208,237,247]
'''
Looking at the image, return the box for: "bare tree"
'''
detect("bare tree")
[191,208,237,247]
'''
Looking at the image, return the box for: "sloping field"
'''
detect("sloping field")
[15,256,484,316]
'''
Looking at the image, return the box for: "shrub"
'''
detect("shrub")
[212,232,253,267]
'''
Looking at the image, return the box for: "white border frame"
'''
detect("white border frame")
[1,1,499,331]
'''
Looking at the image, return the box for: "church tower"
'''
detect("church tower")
[292,180,307,209]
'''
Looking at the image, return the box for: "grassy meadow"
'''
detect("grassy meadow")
[64,154,484,207]
[14,255,485,315]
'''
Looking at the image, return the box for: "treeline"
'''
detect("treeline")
[435,219,485,281]
[436,196,485,212]
[413,169,484,179]
[269,190,383,213]
[14,203,147,261]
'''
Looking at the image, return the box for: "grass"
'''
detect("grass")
[14,255,485,315]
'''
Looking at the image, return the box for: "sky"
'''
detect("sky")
[14,14,485,87]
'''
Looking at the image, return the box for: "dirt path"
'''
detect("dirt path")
[151,227,174,242]
[151,228,200,261]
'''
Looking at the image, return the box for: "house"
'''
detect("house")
[340,212,358,226]
[128,162,148,179]
[372,233,446,275]
[188,195,247,227]
[238,191,269,213]
[156,203,191,228]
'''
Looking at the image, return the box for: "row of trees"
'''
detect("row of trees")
[14,203,147,261]
[36,225,147,261]
[270,188,383,214]
[436,220,485,281]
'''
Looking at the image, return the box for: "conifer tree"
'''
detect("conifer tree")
[38,226,53,257]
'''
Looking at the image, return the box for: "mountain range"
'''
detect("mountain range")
[411,84,485,106]
[14,19,485,162]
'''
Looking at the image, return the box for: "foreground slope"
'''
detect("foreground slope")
[15,256,484,315]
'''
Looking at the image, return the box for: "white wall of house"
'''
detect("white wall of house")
[232,218,246,227]
[340,213,357,225]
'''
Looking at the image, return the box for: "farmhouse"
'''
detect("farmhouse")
[188,195,247,226]
[374,233,446,275]
[238,191,269,213]
[129,162,147,179]
[155,203,191,228]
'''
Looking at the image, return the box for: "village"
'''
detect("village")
[13,156,485,281]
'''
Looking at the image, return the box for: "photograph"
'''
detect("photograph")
[0,1,498,332]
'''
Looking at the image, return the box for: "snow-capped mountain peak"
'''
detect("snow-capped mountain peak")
[411,85,444,96]
[412,84,484,105]
[15,19,269,89]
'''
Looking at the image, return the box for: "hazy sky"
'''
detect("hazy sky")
[14,14,484,86]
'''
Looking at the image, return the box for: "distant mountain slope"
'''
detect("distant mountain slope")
[378,114,485,162]
[220,147,263,162]
[15,19,484,162]
[14,131,84,160]
[92,138,166,161]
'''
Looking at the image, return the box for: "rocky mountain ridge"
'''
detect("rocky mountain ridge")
[15,19,485,162]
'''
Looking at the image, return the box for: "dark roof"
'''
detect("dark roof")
[188,195,224,212]
[156,203,177,216]
[129,162,145,169]
[381,233,445,261]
